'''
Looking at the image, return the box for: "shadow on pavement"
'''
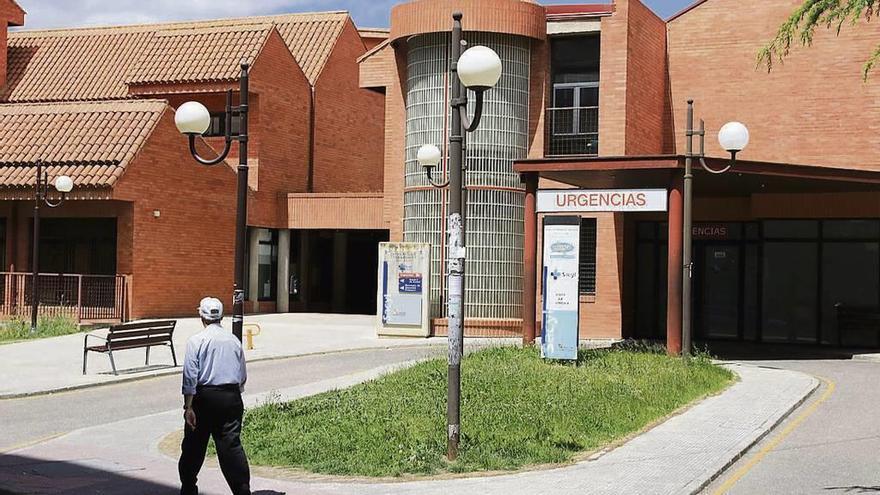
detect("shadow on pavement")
[0,453,178,494]
[0,454,289,494]
[696,341,873,361]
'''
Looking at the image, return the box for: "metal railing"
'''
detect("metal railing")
[0,273,127,323]
[547,106,599,156]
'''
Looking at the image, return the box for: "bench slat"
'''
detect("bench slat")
[89,337,174,353]
[107,329,174,341]
[109,321,176,332]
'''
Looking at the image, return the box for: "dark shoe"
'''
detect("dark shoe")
[180,484,198,495]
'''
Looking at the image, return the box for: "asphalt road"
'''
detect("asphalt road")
[0,346,443,452]
[703,358,880,495]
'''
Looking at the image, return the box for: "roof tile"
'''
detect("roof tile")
[3,12,350,102]
[0,100,166,189]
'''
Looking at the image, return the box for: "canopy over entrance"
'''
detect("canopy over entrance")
[514,154,880,352]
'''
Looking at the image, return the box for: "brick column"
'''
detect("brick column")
[522,172,539,345]
[666,173,684,355]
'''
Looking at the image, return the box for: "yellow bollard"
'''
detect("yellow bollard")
[243,324,261,350]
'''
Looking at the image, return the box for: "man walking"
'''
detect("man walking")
[179,297,250,495]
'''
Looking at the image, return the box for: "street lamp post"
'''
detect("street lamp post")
[175,62,250,342]
[682,100,750,356]
[416,12,503,461]
[30,159,73,333]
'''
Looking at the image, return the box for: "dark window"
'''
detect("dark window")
[256,229,278,301]
[548,35,601,156]
[822,220,880,240]
[204,112,241,137]
[763,220,819,239]
[579,218,597,295]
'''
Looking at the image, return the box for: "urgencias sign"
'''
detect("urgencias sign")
[537,189,668,213]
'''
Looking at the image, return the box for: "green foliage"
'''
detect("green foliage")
[758,0,880,79]
[237,346,733,477]
[0,315,81,343]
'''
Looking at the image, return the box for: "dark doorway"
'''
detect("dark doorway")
[30,218,117,275]
[291,229,389,315]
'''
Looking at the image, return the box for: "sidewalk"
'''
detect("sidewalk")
[0,361,818,495]
[0,313,465,398]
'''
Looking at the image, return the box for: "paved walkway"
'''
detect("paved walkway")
[0,314,470,398]
[0,361,817,495]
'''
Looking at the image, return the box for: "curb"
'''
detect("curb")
[687,364,820,495]
[0,343,448,400]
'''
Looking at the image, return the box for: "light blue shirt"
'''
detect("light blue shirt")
[181,323,247,396]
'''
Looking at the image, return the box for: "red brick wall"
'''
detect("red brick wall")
[161,30,312,229]
[598,1,629,156]
[668,0,880,169]
[624,0,669,155]
[527,38,549,159]
[313,20,385,193]
[383,44,409,242]
[248,29,313,227]
[113,108,238,319]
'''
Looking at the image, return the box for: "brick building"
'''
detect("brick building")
[361,0,880,348]
[0,5,385,320]
[1,0,879,348]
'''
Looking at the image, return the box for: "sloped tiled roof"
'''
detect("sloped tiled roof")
[3,11,350,103]
[128,25,273,86]
[0,100,167,188]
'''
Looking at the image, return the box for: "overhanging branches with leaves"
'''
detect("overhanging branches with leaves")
[758,0,878,79]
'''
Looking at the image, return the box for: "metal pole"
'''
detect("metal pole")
[682,100,694,358]
[232,62,249,342]
[446,11,465,461]
[30,160,42,333]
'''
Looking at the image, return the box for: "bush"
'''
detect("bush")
[0,315,81,342]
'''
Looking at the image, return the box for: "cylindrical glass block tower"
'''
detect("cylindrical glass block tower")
[404,32,530,320]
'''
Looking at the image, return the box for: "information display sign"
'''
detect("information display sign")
[377,243,431,337]
[541,217,581,360]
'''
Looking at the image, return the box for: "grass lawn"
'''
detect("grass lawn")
[0,316,81,343]
[237,346,734,477]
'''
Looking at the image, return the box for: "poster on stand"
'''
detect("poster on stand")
[376,242,431,337]
[541,217,581,360]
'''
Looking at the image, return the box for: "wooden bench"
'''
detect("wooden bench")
[835,304,880,348]
[83,320,177,375]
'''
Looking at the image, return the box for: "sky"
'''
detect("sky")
[12,0,696,31]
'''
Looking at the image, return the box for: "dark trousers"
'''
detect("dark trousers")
[179,386,250,495]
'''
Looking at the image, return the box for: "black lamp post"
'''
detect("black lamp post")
[681,99,750,356]
[30,159,73,332]
[175,62,250,342]
[417,12,503,461]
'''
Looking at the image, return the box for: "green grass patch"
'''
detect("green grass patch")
[0,315,81,343]
[237,346,733,477]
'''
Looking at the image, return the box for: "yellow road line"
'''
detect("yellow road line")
[0,432,66,454]
[711,375,836,495]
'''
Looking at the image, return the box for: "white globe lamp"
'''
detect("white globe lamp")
[175,101,211,136]
[53,175,74,194]
[417,144,442,169]
[457,46,503,91]
[718,122,750,156]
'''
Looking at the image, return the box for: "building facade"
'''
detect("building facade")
[361,0,880,347]
[1,0,879,348]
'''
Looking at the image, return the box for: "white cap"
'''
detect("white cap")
[198,297,223,321]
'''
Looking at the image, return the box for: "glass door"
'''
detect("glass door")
[696,244,741,339]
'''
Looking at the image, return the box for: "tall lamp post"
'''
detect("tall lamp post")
[30,160,74,332]
[175,62,250,342]
[682,99,750,356]
[416,12,503,461]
